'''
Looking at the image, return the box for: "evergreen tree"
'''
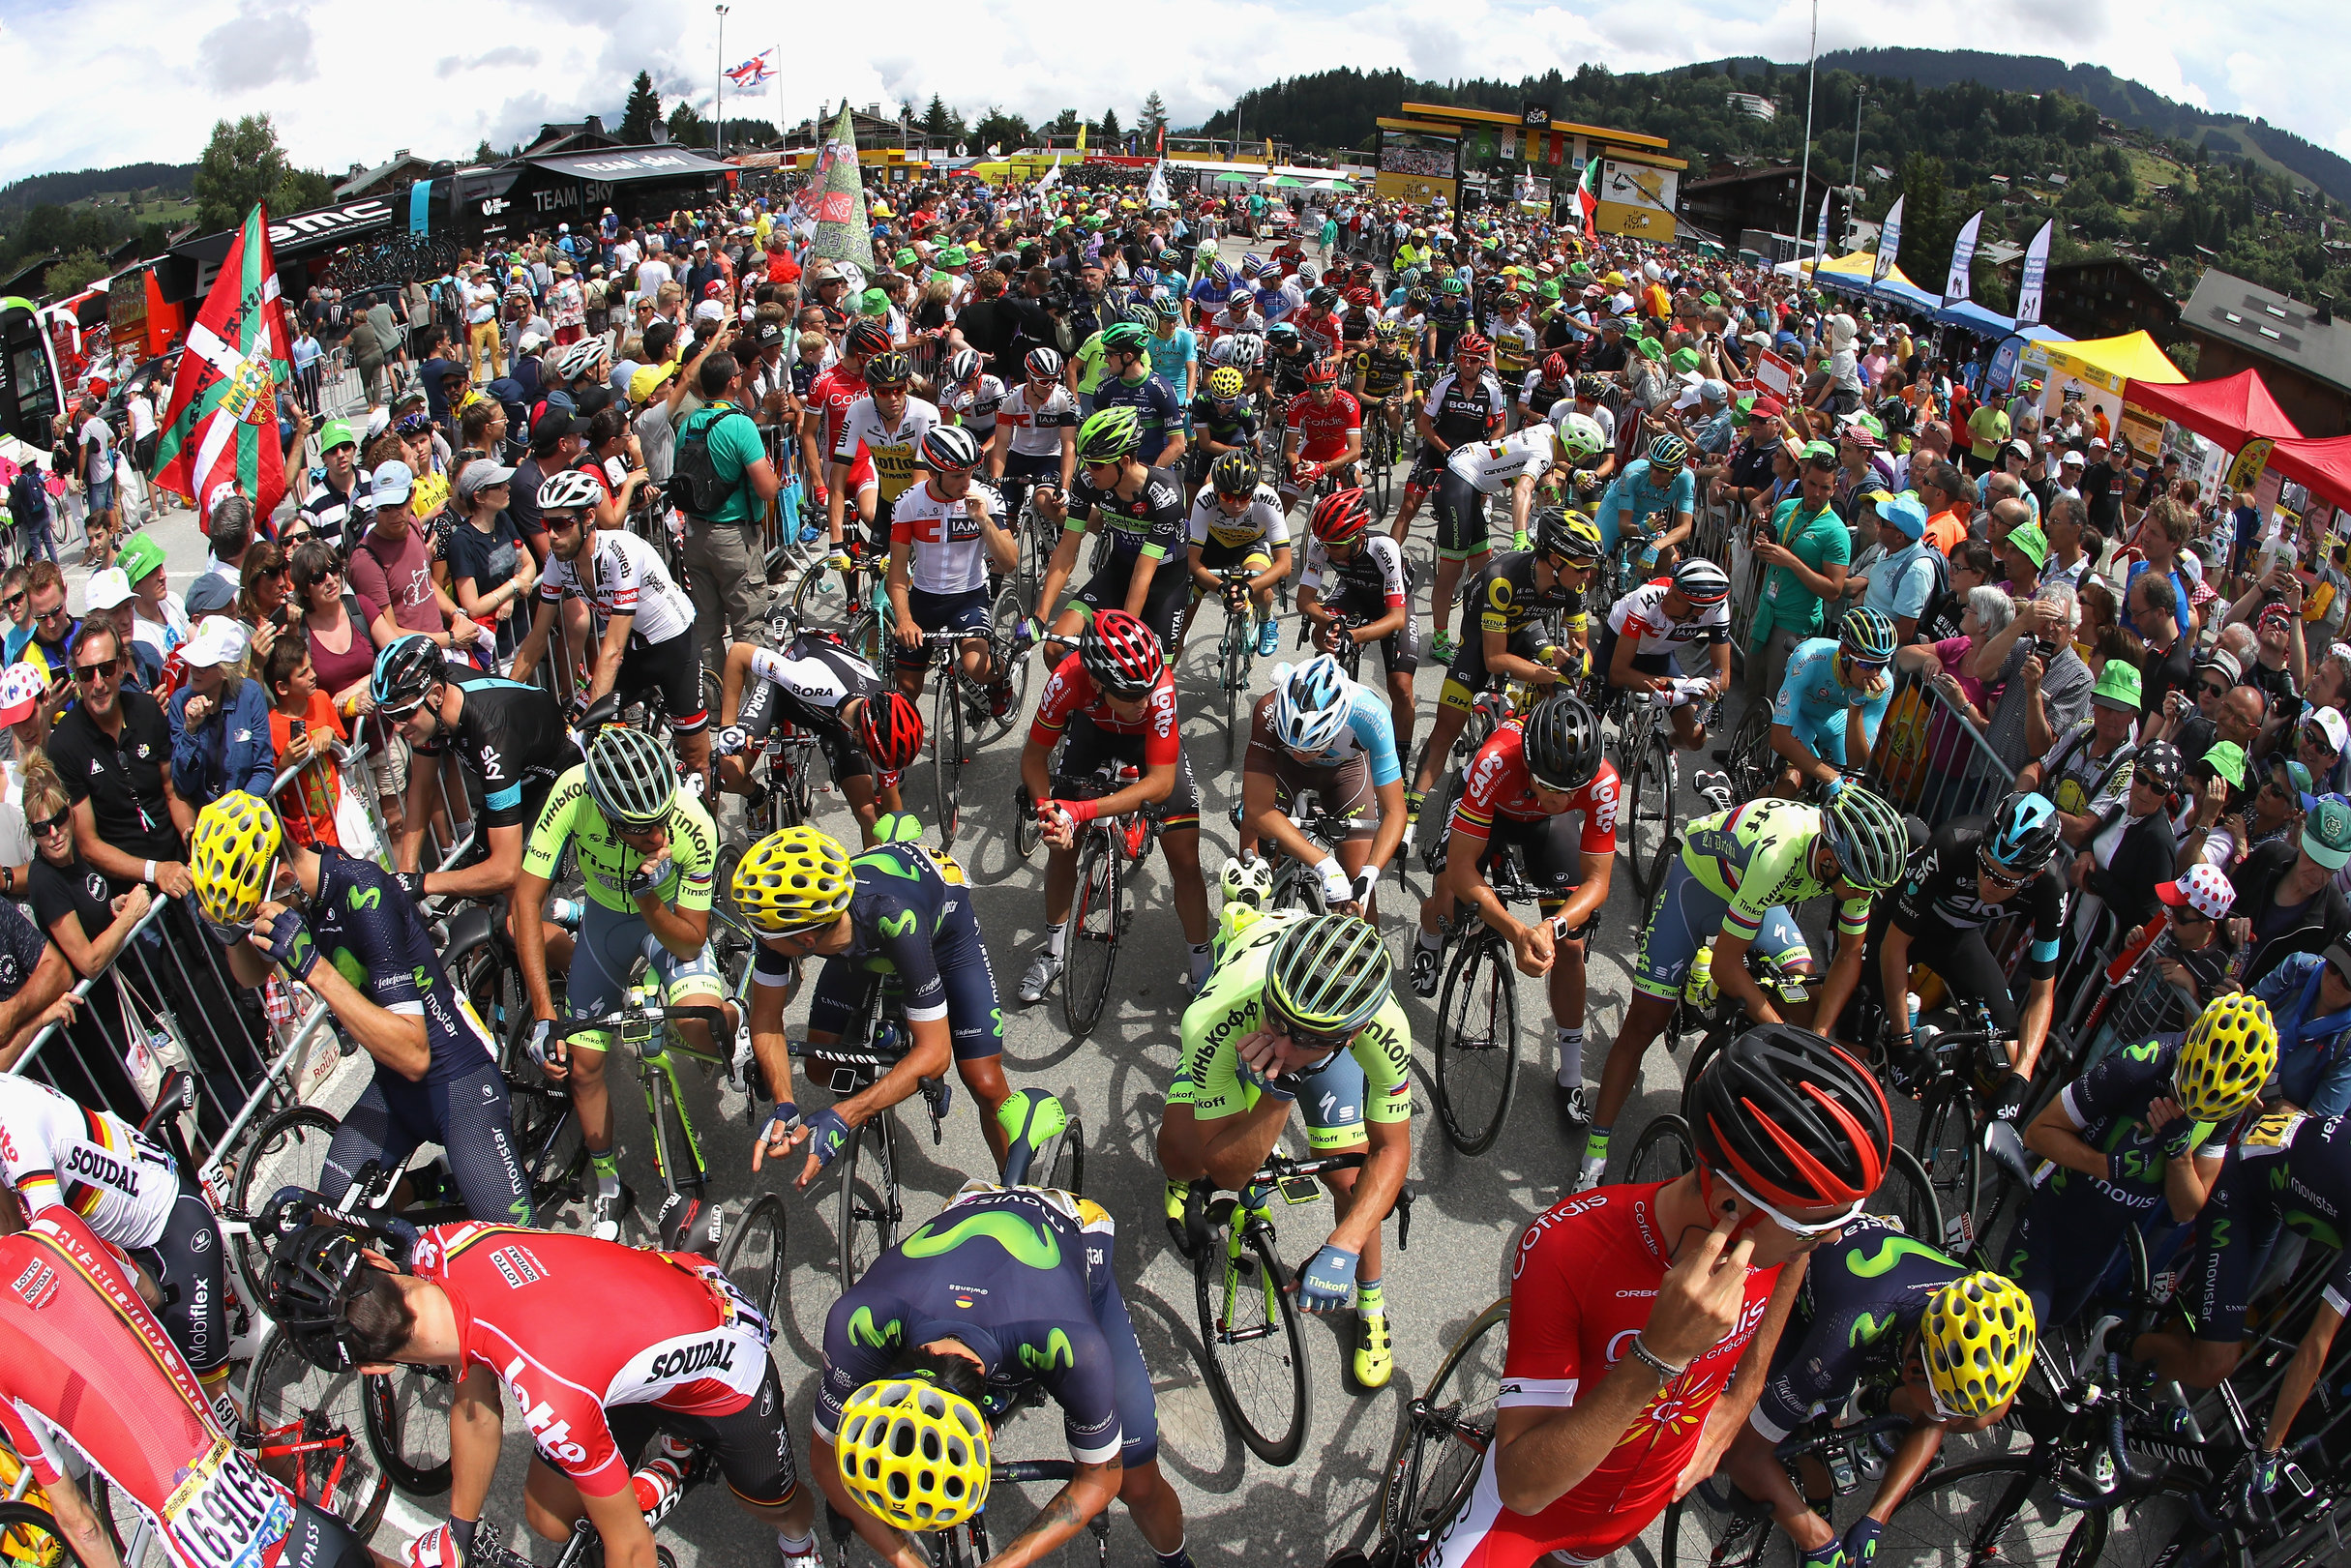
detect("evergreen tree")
[923,95,955,138]
[1140,92,1170,138]
[619,72,662,144]
[1100,107,1122,142]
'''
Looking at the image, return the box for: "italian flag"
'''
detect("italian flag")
[151,202,294,526]
[1576,157,1600,240]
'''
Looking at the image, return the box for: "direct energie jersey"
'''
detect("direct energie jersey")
[1186,487,1292,553]
[522,763,718,915]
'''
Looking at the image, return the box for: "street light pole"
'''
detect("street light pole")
[714,4,729,156]
[1796,0,1817,254]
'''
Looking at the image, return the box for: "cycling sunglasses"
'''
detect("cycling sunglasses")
[1708,1161,1869,1238]
[1975,850,2032,890]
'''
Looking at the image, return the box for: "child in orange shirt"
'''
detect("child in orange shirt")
[263,636,348,848]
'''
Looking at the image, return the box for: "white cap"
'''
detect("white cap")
[2062,450,2085,466]
[182,615,249,669]
[84,568,134,611]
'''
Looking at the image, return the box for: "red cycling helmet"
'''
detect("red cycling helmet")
[858,691,925,771]
[1301,357,1340,387]
[1310,488,1372,545]
[846,318,894,359]
[1345,286,1376,309]
[1542,352,1570,383]
[1690,1023,1892,1212]
[1456,333,1493,359]
[1079,608,1166,697]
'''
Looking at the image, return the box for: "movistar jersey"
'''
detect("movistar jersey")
[748,841,968,1022]
[1749,1214,1967,1442]
[2038,1035,2228,1210]
[521,763,717,915]
[1679,800,1872,947]
[310,846,498,1080]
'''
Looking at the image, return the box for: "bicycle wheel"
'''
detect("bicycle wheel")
[1660,1480,1782,1568]
[1221,615,1248,772]
[505,1072,587,1222]
[790,549,854,634]
[1193,1215,1313,1466]
[844,608,887,673]
[933,664,966,845]
[835,1116,900,1292]
[1625,731,1676,903]
[1015,787,1044,859]
[1879,1455,2104,1567]
[1626,1113,1696,1186]
[1432,933,1518,1157]
[228,1105,341,1314]
[720,1192,789,1326]
[247,1326,393,1539]
[983,585,1033,743]
[1375,1298,1509,1556]
[1914,1080,1984,1258]
[1720,700,1776,803]
[1871,1145,1947,1250]
[0,1504,82,1568]
[364,1364,453,1497]
[1061,837,1121,1037]
[446,931,524,1065]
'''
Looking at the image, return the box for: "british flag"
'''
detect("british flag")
[725,50,774,88]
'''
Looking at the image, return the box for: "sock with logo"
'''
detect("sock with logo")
[1584,1125,1612,1162]
[1556,1026,1586,1088]
[1153,1543,1194,1568]
[1189,942,1213,987]
[591,1146,622,1200]
[1049,918,1071,962]
[1354,1278,1385,1319]
[1415,927,1441,953]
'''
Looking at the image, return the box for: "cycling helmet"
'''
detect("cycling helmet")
[1158,249,1185,270]
[190,790,283,929]
[1118,305,1156,331]
[1023,346,1063,381]
[1455,334,1493,359]
[264,1223,373,1373]
[1374,317,1405,341]
[1520,692,1603,793]
[1981,791,2062,876]
[1540,353,1570,383]
[865,350,913,388]
[1535,508,1604,566]
[836,1377,990,1531]
[1265,914,1394,1040]
[1400,267,1422,287]
[1649,432,1690,470]
[1310,487,1371,545]
[1221,855,1274,912]
[1346,286,1376,310]
[1406,288,1432,310]
[1575,373,1607,399]
[1440,278,1467,296]
[1205,366,1245,401]
[918,424,982,473]
[1690,1022,1891,1211]
[1226,336,1265,370]
[730,825,856,934]
[536,467,605,515]
[1101,323,1152,358]
[2174,992,2277,1123]
[1307,287,1338,311]
[1818,784,1911,893]
[1556,410,1607,462]
[1265,322,1301,346]
[1295,265,1320,286]
[370,633,443,715]
[1078,608,1164,696]
[858,690,926,771]
[1270,655,1354,755]
[1301,358,1340,387]
[945,348,982,384]
[581,725,675,829]
[1075,405,1143,465]
[1498,291,1526,311]
[556,340,605,380]
[1209,451,1260,498]
[1207,262,1232,289]
[1671,557,1731,606]
[1920,1274,2036,1420]
[846,318,895,359]
[1150,296,1183,323]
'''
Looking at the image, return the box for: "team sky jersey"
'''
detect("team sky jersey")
[1447,427,1557,493]
[0,1210,302,1568]
[832,395,941,504]
[817,1184,1125,1463]
[1186,394,1261,453]
[311,847,498,1077]
[0,1073,177,1250]
[1749,1215,1965,1443]
[1267,347,1315,402]
[890,477,1005,596]
[1300,532,1409,609]
[1606,579,1732,656]
[1354,347,1412,399]
[995,382,1079,459]
[1065,465,1187,584]
[1186,488,1292,553]
[409,1222,770,1497]
[1772,637,1893,732]
[1451,724,1620,854]
[1596,459,1699,539]
[749,841,967,1020]
[1093,373,1184,459]
[1421,370,1511,449]
[1471,550,1586,638]
[1029,654,1181,769]
[537,527,694,646]
[1287,390,1363,464]
[1892,822,2066,979]
[522,764,718,916]
[1247,674,1402,784]
[941,374,1006,440]
[1177,908,1413,1128]
[2036,1036,2229,1211]
[1681,800,1873,948]
[412,670,573,830]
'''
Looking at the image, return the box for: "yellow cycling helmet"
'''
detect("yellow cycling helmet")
[835,1378,990,1531]
[190,791,283,927]
[1205,366,1244,400]
[2174,992,2277,1123]
[1920,1271,2035,1420]
[730,826,855,934]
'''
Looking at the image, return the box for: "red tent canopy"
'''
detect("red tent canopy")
[2265,435,2351,512]
[2123,368,2303,450]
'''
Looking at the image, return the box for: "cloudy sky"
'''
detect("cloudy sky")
[1,0,2338,189]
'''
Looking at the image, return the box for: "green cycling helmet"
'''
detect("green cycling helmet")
[1819,785,1911,894]
[1265,914,1393,1040]
[1075,405,1144,465]
[1100,322,1152,355]
[1441,277,1467,296]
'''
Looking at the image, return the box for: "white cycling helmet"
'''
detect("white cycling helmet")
[1224,335,1266,370]
[1220,855,1274,912]
[1556,410,1608,463]
[536,468,606,515]
[556,340,606,380]
[1269,655,1353,755]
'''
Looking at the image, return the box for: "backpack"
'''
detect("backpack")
[673,402,756,519]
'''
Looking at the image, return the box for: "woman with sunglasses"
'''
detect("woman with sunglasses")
[233,540,294,666]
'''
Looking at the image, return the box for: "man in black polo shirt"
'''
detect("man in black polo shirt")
[508,410,582,568]
[44,622,192,899]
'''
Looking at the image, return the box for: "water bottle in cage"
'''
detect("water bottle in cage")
[549,898,584,932]
[263,975,300,1029]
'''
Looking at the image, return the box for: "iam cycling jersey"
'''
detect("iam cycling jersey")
[1447,426,1557,494]
[1427,1181,1781,1565]
[408,1222,773,1496]
[1594,459,1698,553]
[1771,637,1894,768]
[1187,487,1292,562]
[1420,370,1510,453]
[832,395,941,504]
[1354,347,1412,400]
[1029,654,1180,770]
[941,374,1006,442]
[1064,465,1188,595]
[522,763,718,916]
[0,1072,176,1247]
[1450,724,1619,854]
[536,526,694,647]
[1749,1215,1965,1442]
[995,382,1080,459]
[1605,578,1731,660]
[1287,390,1362,466]
[890,476,1005,595]
[412,670,574,831]
[1683,800,1871,949]
[2187,1110,2351,1343]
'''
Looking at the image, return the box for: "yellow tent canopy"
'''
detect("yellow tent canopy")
[2034,331,2185,395]
[1811,251,1919,290]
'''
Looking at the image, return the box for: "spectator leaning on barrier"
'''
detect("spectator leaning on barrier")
[2015,658,2141,847]
[167,617,275,813]
[20,751,149,987]
[2250,939,2351,1118]
[2228,791,2351,984]
[1853,491,1939,646]
[43,621,190,901]
[262,635,347,852]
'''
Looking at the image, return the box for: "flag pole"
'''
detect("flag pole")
[714,4,729,155]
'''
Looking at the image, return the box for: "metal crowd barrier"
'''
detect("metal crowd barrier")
[1865,665,2018,833]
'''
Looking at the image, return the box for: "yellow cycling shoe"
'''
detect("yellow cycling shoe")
[1354,1313,1394,1389]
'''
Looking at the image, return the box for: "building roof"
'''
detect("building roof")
[335,150,439,200]
[2182,267,2351,397]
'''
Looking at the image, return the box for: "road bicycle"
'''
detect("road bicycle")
[1188,563,1265,790]
[911,597,1032,846]
[1057,761,1165,1038]
[788,536,891,668]
[1359,399,1404,519]
[1606,679,1700,905]
[1658,1411,1921,1568]
[1322,1296,1508,1568]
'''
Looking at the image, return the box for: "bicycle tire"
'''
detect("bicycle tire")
[446,931,524,1072]
[1432,932,1518,1157]
[1626,1113,1697,1186]
[1625,732,1677,903]
[1061,837,1120,1037]
[1874,1144,1947,1249]
[982,584,1032,743]
[1879,1455,2105,1567]
[933,662,965,845]
[1374,1298,1510,1555]
[364,1362,453,1497]
[1040,1109,1086,1197]
[0,1503,83,1568]
[228,1104,342,1317]
[835,1115,900,1292]
[1015,790,1044,858]
[504,1068,587,1222]
[246,1326,394,1540]
[1222,614,1248,776]
[1193,1217,1313,1466]
[1913,1080,1985,1259]
[1659,1481,1781,1568]
[720,1192,789,1327]
[843,609,886,673]
[789,551,854,634]
[1721,700,1776,803]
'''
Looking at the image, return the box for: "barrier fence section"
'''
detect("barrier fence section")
[1864,664,2019,833]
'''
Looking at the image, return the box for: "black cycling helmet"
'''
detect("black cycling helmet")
[1690,1023,1891,1212]
[1981,790,2062,877]
[1209,450,1260,498]
[265,1223,372,1373]
[370,633,442,716]
[1520,692,1603,793]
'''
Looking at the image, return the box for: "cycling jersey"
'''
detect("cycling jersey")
[1450,724,1619,855]
[1354,348,1412,399]
[1029,653,1179,770]
[1186,487,1291,555]
[536,526,695,647]
[808,363,877,489]
[1681,800,1870,950]
[408,1222,775,1497]
[522,763,718,916]
[832,395,941,504]
[1292,308,1344,362]
[1425,295,1473,353]
[1749,1216,1965,1443]
[1093,373,1184,460]
[412,670,574,830]
[1890,821,2065,979]
[1186,394,1261,454]
[1519,373,1570,422]
[1287,390,1362,465]
[1447,427,1556,493]
[1249,670,1401,784]
[1470,550,1585,638]
[1064,465,1187,592]
[1189,275,1235,314]
[1604,579,1731,659]
[312,846,497,1072]
[941,374,1005,440]
[0,1071,176,1247]
[1267,348,1315,403]
[1771,637,1894,770]
[1420,370,1510,451]
[1487,318,1538,381]
[737,635,884,783]
[1428,1180,1781,1565]
[890,476,1005,596]
[2187,1109,2351,1343]
[1594,459,1698,554]
[1300,532,1409,610]
[995,382,1079,459]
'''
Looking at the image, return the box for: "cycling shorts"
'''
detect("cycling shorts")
[1055,714,1201,836]
[1438,628,1546,714]
[736,683,870,784]
[1421,1460,1629,1567]
[1420,774,1593,925]
[325,1054,533,1227]
[1168,1040,1369,1153]
[897,586,993,672]
[128,1169,229,1379]
[1242,742,1376,843]
[607,1355,801,1509]
[1070,576,1189,667]
[2006,1177,2184,1333]
[1592,625,1682,696]
[1787,708,1859,767]
[1195,540,1274,577]
[1859,903,2028,1041]
[1630,852,1809,1003]
[2180,1152,2289,1346]
[1407,443,1446,490]
[1434,469,1496,562]
[617,631,707,735]
[566,901,726,1052]
[280,1501,372,1568]
[807,904,1004,1064]
[1322,584,1423,678]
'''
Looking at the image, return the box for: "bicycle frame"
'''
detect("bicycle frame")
[554,986,732,1204]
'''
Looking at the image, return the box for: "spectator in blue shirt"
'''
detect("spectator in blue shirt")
[2253,941,2351,1117]
[1857,491,1941,645]
[166,616,275,811]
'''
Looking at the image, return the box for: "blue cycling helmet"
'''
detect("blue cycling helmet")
[1208,262,1232,289]
[1982,791,2062,877]
[1265,321,1301,344]
[1269,656,1353,755]
[1837,606,1897,665]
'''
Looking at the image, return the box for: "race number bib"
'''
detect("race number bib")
[164,1440,294,1568]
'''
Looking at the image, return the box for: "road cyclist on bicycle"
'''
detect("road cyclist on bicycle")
[1183,366,1263,489]
[1349,319,1417,452]
[1593,432,1699,572]
[1295,486,1423,758]
[1410,690,1618,1128]
[1765,606,1899,796]
[713,621,908,848]
[885,423,1019,717]
[1584,787,1913,1192]
[728,822,1017,1180]
[1598,554,1735,755]
[1181,450,1293,662]
[1424,398,1560,665]
[1391,334,1508,591]
[1237,652,1409,918]
[1157,908,1413,1387]
[984,346,1079,532]
[1027,406,1194,654]
[1278,358,1363,515]
[829,349,940,564]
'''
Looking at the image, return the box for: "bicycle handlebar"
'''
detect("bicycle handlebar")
[551,1004,729,1043]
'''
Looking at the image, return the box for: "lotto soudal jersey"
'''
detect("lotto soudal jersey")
[536,526,694,646]
[1450,723,1620,852]
[1028,653,1180,766]
[890,477,1006,595]
[0,1073,177,1250]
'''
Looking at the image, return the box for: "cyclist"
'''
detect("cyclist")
[813,1180,1194,1568]
[829,349,940,558]
[1158,909,1412,1387]
[1873,791,2068,1123]
[1018,609,1212,998]
[1239,652,1408,918]
[1408,509,1600,831]
[985,345,1079,530]
[1028,406,1192,654]
[1767,606,1898,796]
[1296,486,1423,759]
[1598,554,1734,755]
[511,469,712,788]
[190,791,534,1226]
[885,423,1016,715]
[1562,374,1621,494]
[1092,320,1187,471]
[1410,692,1618,1127]
[2009,991,2271,1334]
[1517,352,1573,430]
[937,346,1005,453]
[1279,358,1363,514]
[0,1208,371,1568]
[1393,333,1508,556]
[1426,274,1474,362]
[803,316,895,552]
[1583,788,1913,1192]
[1426,416,1564,664]
[1182,449,1293,661]
[267,1215,821,1568]
[714,630,906,848]
[1594,432,1699,571]
[1724,1221,2036,1568]
[1185,365,1263,488]
[514,726,731,1240]
[1264,322,1316,405]
[1423,1025,1890,1568]
[1349,319,1417,455]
